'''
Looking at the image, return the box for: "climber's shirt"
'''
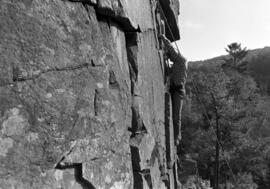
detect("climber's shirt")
[162,36,188,87]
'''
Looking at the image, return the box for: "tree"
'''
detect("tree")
[183,67,233,188]
[182,58,270,188]
[225,42,248,69]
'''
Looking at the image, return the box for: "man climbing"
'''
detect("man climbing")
[160,34,188,146]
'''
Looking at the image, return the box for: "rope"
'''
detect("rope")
[157,1,181,54]
[157,0,237,183]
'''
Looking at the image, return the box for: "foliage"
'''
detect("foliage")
[182,176,212,189]
[233,173,258,189]
[181,51,270,188]
[248,49,270,94]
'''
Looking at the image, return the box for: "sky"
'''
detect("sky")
[177,0,270,61]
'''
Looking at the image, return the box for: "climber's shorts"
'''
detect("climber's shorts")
[170,84,186,98]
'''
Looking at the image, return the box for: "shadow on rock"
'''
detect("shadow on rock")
[55,162,96,189]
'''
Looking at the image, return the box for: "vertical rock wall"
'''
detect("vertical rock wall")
[0,0,180,188]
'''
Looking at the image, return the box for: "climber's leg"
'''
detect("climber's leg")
[170,84,185,146]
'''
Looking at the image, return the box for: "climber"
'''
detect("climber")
[160,34,188,146]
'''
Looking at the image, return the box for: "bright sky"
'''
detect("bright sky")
[177,0,270,61]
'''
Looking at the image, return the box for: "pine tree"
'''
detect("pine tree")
[225,42,248,70]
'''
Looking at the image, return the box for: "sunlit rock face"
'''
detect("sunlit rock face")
[0,0,179,188]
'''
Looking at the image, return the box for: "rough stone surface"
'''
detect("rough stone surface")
[0,0,180,188]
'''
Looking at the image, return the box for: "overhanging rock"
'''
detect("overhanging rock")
[159,0,180,41]
[70,0,180,35]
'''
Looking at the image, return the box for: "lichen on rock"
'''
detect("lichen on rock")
[0,137,14,157]
[2,108,29,137]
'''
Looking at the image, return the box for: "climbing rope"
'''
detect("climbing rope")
[157,1,181,54]
[157,0,237,183]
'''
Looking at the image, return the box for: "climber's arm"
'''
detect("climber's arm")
[160,35,186,64]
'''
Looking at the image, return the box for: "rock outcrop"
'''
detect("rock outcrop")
[0,0,180,188]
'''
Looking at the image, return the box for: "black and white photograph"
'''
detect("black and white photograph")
[0,0,269,188]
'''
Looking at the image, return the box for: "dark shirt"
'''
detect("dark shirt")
[163,38,188,86]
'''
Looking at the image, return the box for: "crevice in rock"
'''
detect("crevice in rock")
[7,63,93,86]
[108,70,120,89]
[95,10,140,32]
[125,27,156,189]
[125,31,145,135]
[63,0,97,6]
[94,89,100,116]
[125,32,138,96]
[130,106,147,135]
[80,0,140,33]
[142,169,153,189]
[130,132,154,189]
[125,24,143,188]
[55,162,96,189]
[164,92,172,170]
[130,145,144,188]
[91,59,95,67]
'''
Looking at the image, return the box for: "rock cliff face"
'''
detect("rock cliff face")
[0,0,180,188]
